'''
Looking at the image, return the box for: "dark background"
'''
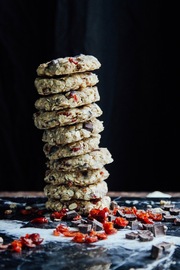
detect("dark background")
[0,0,179,192]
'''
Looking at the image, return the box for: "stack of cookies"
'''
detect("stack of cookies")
[33,54,113,215]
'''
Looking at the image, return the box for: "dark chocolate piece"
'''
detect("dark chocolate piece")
[151,241,172,259]
[65,210,79,220]
[47,59,58,68]
[174,218,180,225]
[78,224,92,233]
[163,215,176,222]
[125,231,139,240]
[169,208,180,215]
[110,200,118,210]
[151,245,162,259]
[129,220,143,230]
[162,204,175,211]
[71,220,82,226]
[153,224,167,236]
[116,210,125,217]
[124,213,137,221]
[142,223,154,231]
[143,223,167,237]
[108,214,116,222]
[138,230,154,242]
[81,218,88,224]
[71,218,87,227]
[91,219,103,231]
[48,145,59,155]
[81,171,88,177]
[83,122,93,132]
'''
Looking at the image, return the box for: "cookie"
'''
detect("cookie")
[44,180,108,201]
[33,103,102,130]
[36,54,101,77]
[45,196,111,215]
[46,148,113,171]
[44,167,109,186]
[42,118,104,145]
[34,86,100,111]
[43,134,101,160]
[34,72,99,96]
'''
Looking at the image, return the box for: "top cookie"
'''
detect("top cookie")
[36,54,101,77]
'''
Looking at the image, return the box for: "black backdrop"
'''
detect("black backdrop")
[0,0,179,192]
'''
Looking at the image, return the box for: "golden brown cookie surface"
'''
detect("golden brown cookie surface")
[42,118,104,145]
[36,54,101,76]
[44,181,108,201]
[43,135,101,160]
[34,86,100,111]
[33,103,102,129]
[44,167,109,186]
[46,148,113,171]
[34,72,99,95]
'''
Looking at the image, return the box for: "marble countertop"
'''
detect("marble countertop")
[1,196,180,270]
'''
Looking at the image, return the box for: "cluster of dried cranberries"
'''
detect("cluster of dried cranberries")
[1,199,180,252]
[0,233,43,253]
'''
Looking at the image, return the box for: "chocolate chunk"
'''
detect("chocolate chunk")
[124,214,137,221]
[89,219,103,231]
[81,171,88,177]
[163,215,176,222]
[129,220,143,230]
[71,217,87,226]
[110,200,118,210]
[151,245,163,259]
[108,214,116,222]
[138,230,154,241]
[142,223,167,237]
[83,122,93,132]
[71,220,82,226]
[81,218,88,224]
[162,204,175,211]
[47,59,58,68]
[125,231,139,240]
[169,208,180,215]
[153,224,167,236]
[78,224,92,233]
[139,234,154,242]
[116,210,125,217]
[65,210,79,220]
[42,87,51,94]
[143,223,154,231]
[174,218,180,225]
[151,241,172,259]
[49,146,59,155]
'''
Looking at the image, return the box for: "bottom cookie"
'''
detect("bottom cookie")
[45,195,111,215]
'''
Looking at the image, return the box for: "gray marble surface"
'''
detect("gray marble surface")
[0,196,180,270]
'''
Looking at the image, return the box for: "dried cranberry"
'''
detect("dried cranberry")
[69,57,78,65]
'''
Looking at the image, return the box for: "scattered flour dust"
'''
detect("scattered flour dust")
[1,219,180,270]
[0,219,180,250]
[146,191,171,198]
